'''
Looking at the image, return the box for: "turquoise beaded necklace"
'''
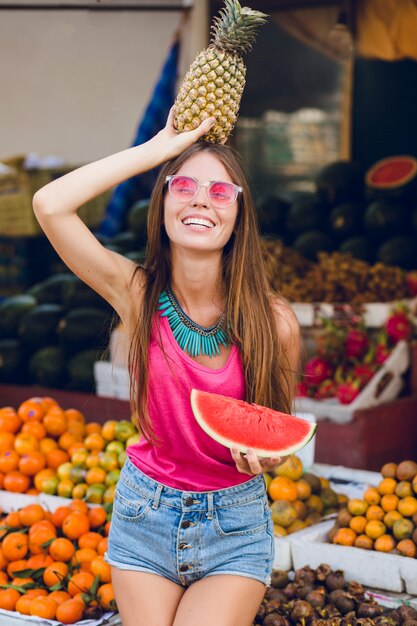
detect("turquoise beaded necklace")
[158,289,230,358]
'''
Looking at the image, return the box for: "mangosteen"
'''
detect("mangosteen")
[357,603,384,619]
[323,604,342,618]
[297,581,315,599]
[346,581,365,600]
[295,565,317,585]
[266,588,288,603]
[402,621,417,626]
[263,615,290,626]
[265,600,284,615]
[255,602,267,621]
[375,616,399,626]
[303,473,322,494]
[326,570,346,592]
[290,600,315,623]
[399,606,417,622]
[306,588,327,609]
[283,582,298,600]
[315,564,333,582]
[328,591,356,615]
[271,570,289,589]
[387,610,401,624]
[340,618,357,626]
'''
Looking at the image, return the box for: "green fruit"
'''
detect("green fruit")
[115,421,136,442]
[72,483,88,499]
[103,484,116,504]
[57,462,73,481]
[105,441,125,455]
[105,469,121,487]
[86,483,106,504]
[41,476,59,495]
[99,451,119,472]
[126,434,141,447]
[70,465,87,484]
[118,450,127,468]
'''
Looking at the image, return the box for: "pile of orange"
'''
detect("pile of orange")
[0,499,115,623]
[329,459,417,557]
[0,397,139,503]
[266,456,346,536]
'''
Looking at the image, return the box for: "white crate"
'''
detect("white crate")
[294,340,410,423]
[289,520,417,594]
[0,608,120,626]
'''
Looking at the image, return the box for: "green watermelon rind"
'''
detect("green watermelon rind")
[190,389,316,458]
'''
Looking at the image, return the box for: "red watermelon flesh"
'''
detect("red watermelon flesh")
[190,389,316,458]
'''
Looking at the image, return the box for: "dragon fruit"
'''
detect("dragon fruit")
[336,380,361,404]
[315,379,338,399]
[353,363,376,385]
[386,311,413,343]
[305,357,333,385]
[296,381,310,397]
[345,327,369,359]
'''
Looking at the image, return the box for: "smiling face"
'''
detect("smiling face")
[163,152,239,255]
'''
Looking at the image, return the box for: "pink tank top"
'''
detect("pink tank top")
[126,312,250,491]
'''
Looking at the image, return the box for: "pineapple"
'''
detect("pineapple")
[173,0,268,144]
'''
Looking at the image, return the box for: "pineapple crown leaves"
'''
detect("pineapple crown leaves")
[211,0,268,56]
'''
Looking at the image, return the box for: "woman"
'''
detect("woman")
[33,110,300,626]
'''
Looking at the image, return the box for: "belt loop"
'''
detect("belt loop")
[152,484,163,510]
[206,493,214,520]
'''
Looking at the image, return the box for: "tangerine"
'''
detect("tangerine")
[39,438,58,455]
[305,494,324,514]
[84,433,106,452]
[365,505,385,522]
[0,588,21,611]
[33,468,56,492]
[28,520,57,554]
[269,500,297,527]
[7,559,28,578]
[65,409,85,424]
[380,494,399,512]
[365,520,386,539]
[0,411,21,434]
[50,506,71,528]
[49,590,72,603]
[67,571,95,596]
[101,420,117,441]
[26,553,53,569]
[332,527,356,546]
[72,548,97,572]
[56,598,85,624]
[396,460,417,482]
[374,534,396,552]
[79,532,103,551]
[0,449,20,473]
[29,596,57,620]
[377,477,397,495]
[69,499,89,514]
[18,451,46,476]
[0,432,15,453]
[397,496,417,517]
[15,594,33,615]
[41,396,59,411]
[17,398,45,422]
[49,537,75,562]
[347,499,368,516]
[46,448,70,470]
[395,481,413,498]
[397,538,417,557]
[2,532,29,561]
[18,503,46,526]
[43,410,68,437]
[62,512,90,540]
[392,518,414,540]
[363,487,381,505]
[380,462,397,478]
[90,555,111,582]
[58,432,80,451]
[43,561,69,587]
[349,515,367,534]
[14,433,39,455]
[85,422,102,435]
[383,510,403,529]
[21,421,47,441]
[86,467,106,485]
[58,480,75,498]
[3,471,30,493]
[273,455,303,481]
[97,583,116,611]
[88,506,107,529]
[295,479,312,501]
[4,510,23,529]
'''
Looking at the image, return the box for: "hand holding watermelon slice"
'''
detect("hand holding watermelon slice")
[190,389,316,472]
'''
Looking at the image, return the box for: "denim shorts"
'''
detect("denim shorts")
[105,457,274,587]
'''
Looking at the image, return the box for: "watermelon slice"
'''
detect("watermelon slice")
[190,389,316,458]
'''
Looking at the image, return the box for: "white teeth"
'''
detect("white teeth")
[182,217,214,228]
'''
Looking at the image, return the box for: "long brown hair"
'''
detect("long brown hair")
[128,141,296,444]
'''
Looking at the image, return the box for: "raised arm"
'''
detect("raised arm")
[33,111,215,323]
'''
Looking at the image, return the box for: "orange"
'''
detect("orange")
[39,438,58,455]
[85,467,106,485]
[43,410,68,437]
[28,520,57,555]
[69,499,89,514]
[0,431,15,453]
[380,494,399,512]
[347,499,368,516]
[413,475,417,495]
[97,583,116,611]
[392,518,414,540]
[18,504,46,527]
[17,398,45,422]
[85,422,102,435]
[365,520,386,539]
[66,421,86,439]
[377,477,397,495]
[14,433,39,455]
[67,571,95,596]
[397,496,417,517]
[88,506,107,529]
[374,534,396,552]
[0,410,21,434]
[292,500,307,521]
[43,561,69,587]
[29,596,57,620]
[0,571,7,584]
[2,532,29,561]
[273,455,303,481]
[26,553,53,569]
[7,559,28,578]
[84,433,106,452]
[34,468,56,491]
[21,421,47,441]
[0,588,21,611]
[363,487,381,505]
[332,527,356,546]
[3,471,30,493]
[78,532,103,551]
[62,512,90,540]
[397,538,417,558]
[349,515,367,535]
[295,479,312,501]
[268,476,298,502]
[104,521,111,536]
[90,555,111,582]
[0,549,8,570]
[49,537,75,562]
[72,548,97,572]
[11,576,34,588]
[58,480,75,498]
[56,597,85,624]
[65,408,85,424]
[4,510,23,529]
[85,453,101,469]
[384,510,403,528]
[51,506,71,528]
[365,505,385,522]
[46,448,70,470]
[101,420,117,441]
[97,537,109,554]
[395,481,413,498]
[380,462,397,478]
[15,594,33,615]
[48,590,72,604]
[0,449,20,473]
[19,451,46,476]
[41,396,59,411]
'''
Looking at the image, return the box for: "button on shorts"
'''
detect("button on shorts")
[104,457,275,587]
